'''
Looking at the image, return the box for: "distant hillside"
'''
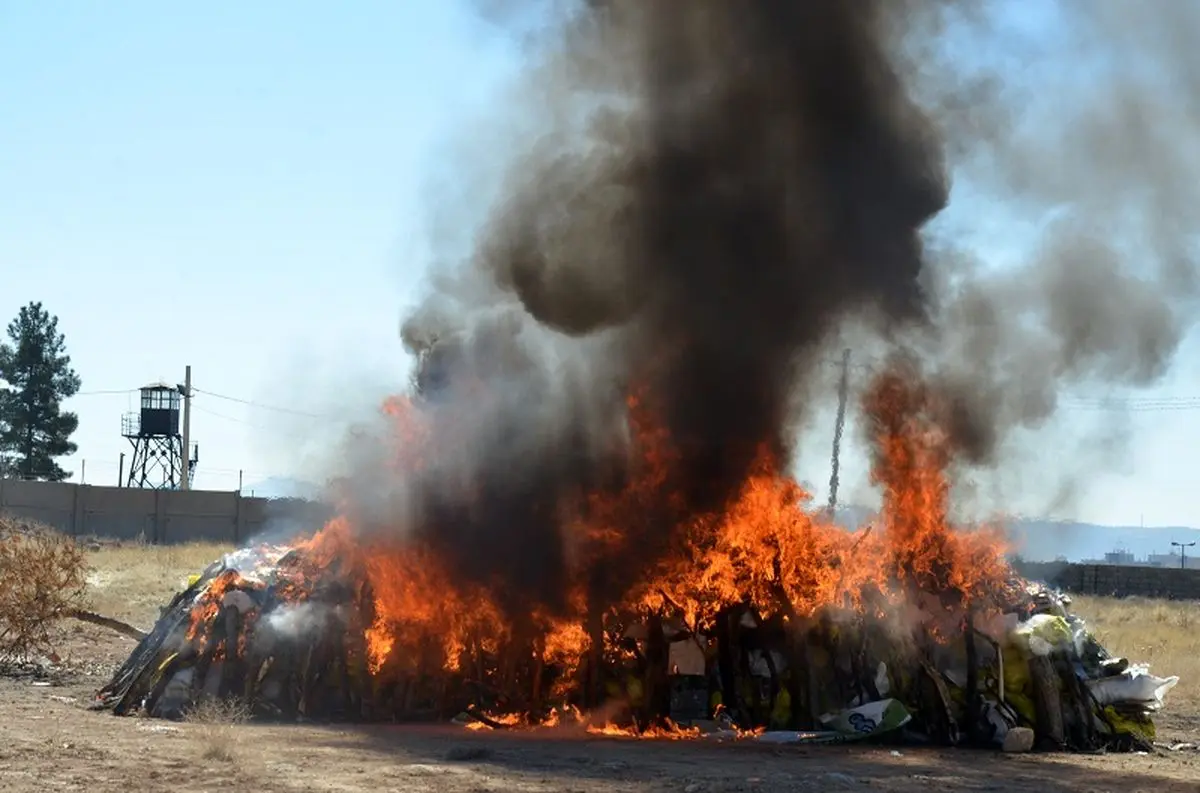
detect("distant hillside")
[1002,519,1200,563]
[831,504,1200,563]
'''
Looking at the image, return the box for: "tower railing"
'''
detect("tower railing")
[120,412,141,437]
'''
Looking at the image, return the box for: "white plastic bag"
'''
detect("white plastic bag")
[1013,614,1073,657]
[1086,664,1179,709]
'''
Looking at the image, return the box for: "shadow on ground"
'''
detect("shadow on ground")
[294,722,1200,793]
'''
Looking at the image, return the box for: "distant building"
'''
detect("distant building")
[1079,551,1143,566]
[1146,553,1200,570]
[1078,548,1200,570]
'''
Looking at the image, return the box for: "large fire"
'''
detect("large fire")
[95,363,1177,750]
[81,0,1196,754]
[285,364,1013,704]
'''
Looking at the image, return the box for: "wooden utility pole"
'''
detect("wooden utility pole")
[827,348,851,514]
[180,365,192,490]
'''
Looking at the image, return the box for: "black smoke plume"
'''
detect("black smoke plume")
[349,0,1200,613]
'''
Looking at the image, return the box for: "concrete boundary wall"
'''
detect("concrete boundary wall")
[0,478,331,545]
[6,477,1200,599]
[1015,560,1200,601]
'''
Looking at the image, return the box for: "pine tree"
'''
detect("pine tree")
[0,302,82,480]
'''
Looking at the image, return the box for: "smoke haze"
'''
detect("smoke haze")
[341,0,1200,611]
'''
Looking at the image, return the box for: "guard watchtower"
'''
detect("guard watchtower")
[121,382,198,489]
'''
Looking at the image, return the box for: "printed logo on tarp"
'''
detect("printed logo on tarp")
[848,712,878,734]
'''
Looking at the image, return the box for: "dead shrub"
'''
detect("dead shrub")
[184,697,251,762]
[0,516,90,662]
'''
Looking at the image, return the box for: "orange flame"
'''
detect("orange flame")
[186,570,251,642]
[252,363,1013,733]
[585,718,700,740]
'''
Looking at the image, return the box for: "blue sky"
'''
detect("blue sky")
[3,1,1200,535]
[0,1,520,492]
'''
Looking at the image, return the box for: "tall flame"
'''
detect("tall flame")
[283,364,1012,702]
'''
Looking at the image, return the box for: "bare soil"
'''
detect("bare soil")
[0,623,1197,793]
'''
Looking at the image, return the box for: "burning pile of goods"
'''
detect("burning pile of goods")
[93,373,1178,752]
[92,541,1178,751]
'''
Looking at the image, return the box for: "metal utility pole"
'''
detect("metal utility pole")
[827,348,852,514]
[1171,541,1196,570]
[180,365,192,490]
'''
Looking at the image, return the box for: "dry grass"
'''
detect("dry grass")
[182,697,252,762]
[1070,595,1200,710]
[84,541,232,626]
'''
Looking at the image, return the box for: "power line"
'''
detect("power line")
[192,387,327,418]
[192,404,260,426]
[1,460,280,484]
[1063,396,1200,405]
[1059,401,1200,412]
[71,389,137,396]
[812,357,1200,412]
[64,384,324,416]
[175,383,1200,414]
[48,369,1200,414]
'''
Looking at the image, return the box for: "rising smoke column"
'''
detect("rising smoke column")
[387,0,1200,612]
[394,0,951,614]
[622,2,947,509]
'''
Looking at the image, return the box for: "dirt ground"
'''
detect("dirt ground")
[1,542,1198,793]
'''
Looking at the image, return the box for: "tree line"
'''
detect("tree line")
[0,302,80,481]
